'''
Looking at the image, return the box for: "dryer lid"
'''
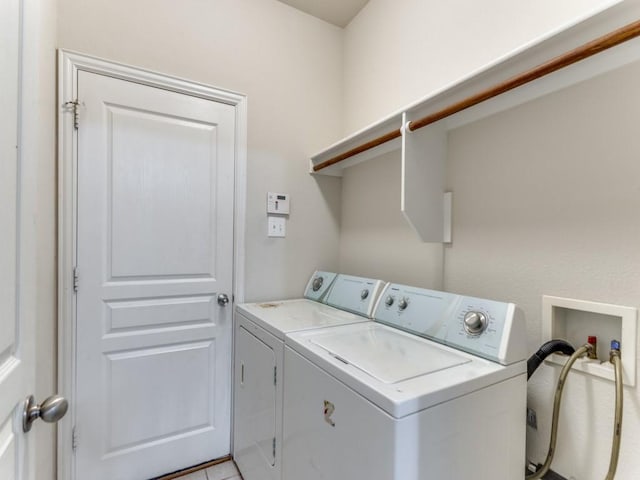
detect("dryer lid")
[310,323,470,384]
[237,299,369,339]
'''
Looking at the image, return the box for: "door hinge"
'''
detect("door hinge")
[272,437,276,458]
[72,427,78,452]
[73,266,79,293]
[64,99,80,130]
[273,366,277,386]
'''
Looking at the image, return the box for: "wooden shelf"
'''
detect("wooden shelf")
[309,2,640,242]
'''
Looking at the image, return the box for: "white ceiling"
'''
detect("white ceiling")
[277,0,369,28]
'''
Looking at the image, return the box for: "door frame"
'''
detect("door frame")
[57,49,247,480]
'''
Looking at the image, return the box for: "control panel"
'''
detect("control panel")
[303,271,338,302]
[373,283,526,365]
[325,274,386,318]
[267,192,290,215]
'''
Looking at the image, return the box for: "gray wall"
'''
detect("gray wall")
[342,0,619,133]
[339,151,443,288]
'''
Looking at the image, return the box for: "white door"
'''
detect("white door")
[75,70,236,480]
[0,0,32,477]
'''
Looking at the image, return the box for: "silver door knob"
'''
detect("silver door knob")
[22,394,68,432]
[217,293,230,307]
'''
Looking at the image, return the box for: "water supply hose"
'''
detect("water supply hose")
[527,339,576,380]
[605,341,623,480]
[526,343,594,480]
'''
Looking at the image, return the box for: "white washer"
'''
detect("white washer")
[283,283,528,480]
[233,271,386,480]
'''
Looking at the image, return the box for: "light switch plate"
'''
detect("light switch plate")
[267,192,290,215]
[268,216,286,237]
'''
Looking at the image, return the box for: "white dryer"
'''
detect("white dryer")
[282,283,528,480]
[233,271,386,480]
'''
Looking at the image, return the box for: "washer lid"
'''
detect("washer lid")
[286,322,526,418]
[310,324,470,384]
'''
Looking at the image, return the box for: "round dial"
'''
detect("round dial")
[360,289,369,300]
[398,297,409,311]
[463,311,487,335]
[385,295,394,307]
[311,276,323,292]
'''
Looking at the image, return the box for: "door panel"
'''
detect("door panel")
[0,0,30,478]
[0,0,20,398]
[76,70,235,480]
[108,105,218,278]
[0,419,16,479]
[106,296,214,331]
[106,341,214,451]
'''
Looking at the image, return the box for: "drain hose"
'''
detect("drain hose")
[526,344,593,480]
[527,340,576,380]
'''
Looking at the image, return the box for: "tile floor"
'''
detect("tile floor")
[176,461,242,480]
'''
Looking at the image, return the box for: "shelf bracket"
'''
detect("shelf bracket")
[401,113,451,242]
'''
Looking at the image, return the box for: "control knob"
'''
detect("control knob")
[385,295,394,307]
[360,289,369,300]
[311,276,323,292]
[398,297,409,311]
[463,311,487,335]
